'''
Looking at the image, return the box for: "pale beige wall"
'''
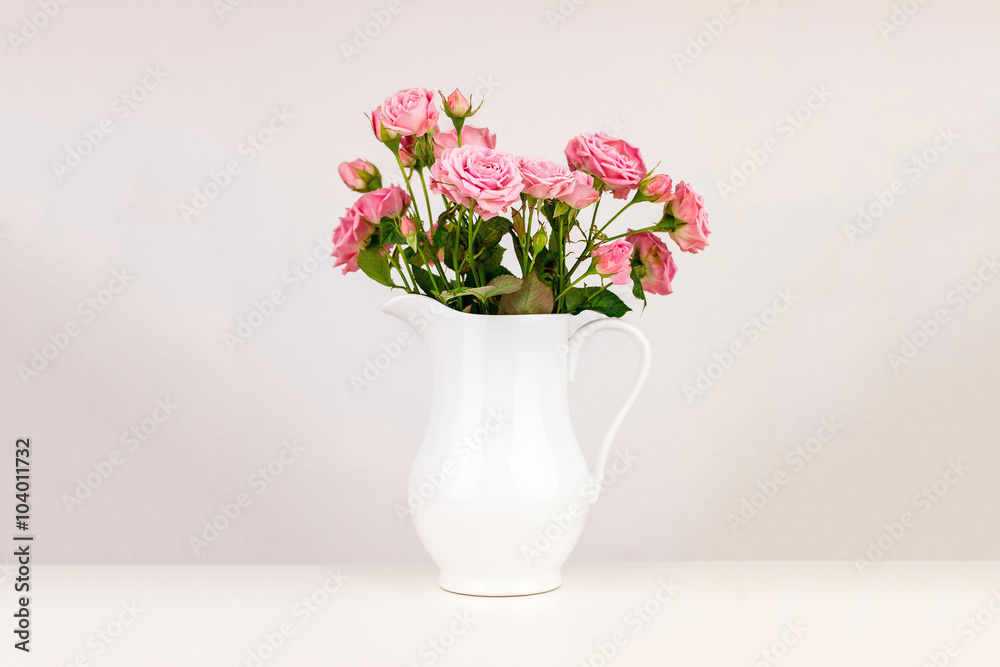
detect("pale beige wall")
[1,0,998,564]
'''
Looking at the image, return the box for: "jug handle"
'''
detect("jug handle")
[566,318,652,499]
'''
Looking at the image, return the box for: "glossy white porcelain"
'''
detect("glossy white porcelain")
[383,294,651,596]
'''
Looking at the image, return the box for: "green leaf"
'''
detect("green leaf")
[547,222,559,252]
[511,209,525,237]
[630,264,647,312]
[553,200,571,218]
[508,229,526,270]
[531,247,560,286]
[437,204,460,230]
[499,271,554,315]
[379,217,405,245]
[409,265,436,296]
[440,275,522,304]
[564,286,631,318]
[478,216,512,247]
[356,249,394,287]
[481,244,506,277]
[432,223,449,249]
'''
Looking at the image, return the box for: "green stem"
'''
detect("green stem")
[468,207,484,287]
[509,229,526,275]
[388,160,442,293]
[388,250,413,292]
[415,169,452,287]
[606,223,659,241]
[554,270,593,301]
[417,169,434,229]
[590,197,602,233]
[598,200,637,235]
[523,205,536,275]
[393,152,422,224]
[557,216,566,311]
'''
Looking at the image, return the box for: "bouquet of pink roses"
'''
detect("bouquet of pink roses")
[332,87,710,316]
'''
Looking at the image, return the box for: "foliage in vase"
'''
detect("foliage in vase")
[332,87,711,317]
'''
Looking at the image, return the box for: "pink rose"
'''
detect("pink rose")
[564,132,646,200]
[430,145,523,220]
[399,215,417,237]
[517,157,576,200]
[667,181,710,253]
[638,174,674,203]
[331,204,376,274]
[433,125,496,159]
[374,88,439,137]
[355,185,411,223]
[591,240,634,285]
[558,171,601,209]
[338,159,381,192]
[629,231,677,295]
[443,88,471,117]
[370,112,399,143]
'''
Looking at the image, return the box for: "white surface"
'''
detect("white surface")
[16,562,1000,666]
[1,0,1000,564]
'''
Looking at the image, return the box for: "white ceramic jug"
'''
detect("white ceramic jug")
[384,294,651,596]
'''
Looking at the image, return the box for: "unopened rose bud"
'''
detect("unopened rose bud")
[400,215,417,237]
[532,228,548,254]
[444,89,471,117]
[338,159,382,192]
[370,107,401,143]
[637,174,674,203]
[397,137,417,168]
[400,215,421,251]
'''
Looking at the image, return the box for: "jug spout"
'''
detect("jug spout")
[382,294,457,338]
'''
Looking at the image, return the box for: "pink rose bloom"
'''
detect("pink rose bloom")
[591,240,634,285]
[667,181,711,253]
[331,204,376,274]
[629,231,677,295]
[517,157,576,200]
[639,174,674,203]
[355,185,411,223]
[338,159,381,192]
[430,145,523,220]
[374,88,439,137]
[558,171,601,209]
[433,125,496,159]
[565,132,646,200]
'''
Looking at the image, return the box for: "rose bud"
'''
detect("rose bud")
[444,89,471,117]
[370,108,401,143]
[399,215,417,237]
[532,228,548,254]
[637,174,674,203]
[398,136,418,168]
[338,159,382,193]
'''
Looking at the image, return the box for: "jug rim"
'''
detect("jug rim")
[383,293,591,321]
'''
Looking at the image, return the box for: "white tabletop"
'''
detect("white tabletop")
[20,562,1000,666]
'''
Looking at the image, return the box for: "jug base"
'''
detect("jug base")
[439,571,562,597]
